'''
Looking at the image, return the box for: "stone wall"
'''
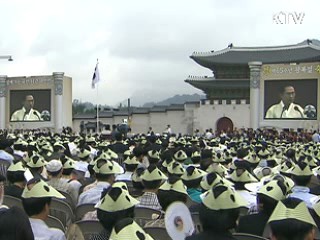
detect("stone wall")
[72,100,250,135]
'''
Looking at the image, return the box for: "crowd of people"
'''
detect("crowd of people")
[0,126,320,239]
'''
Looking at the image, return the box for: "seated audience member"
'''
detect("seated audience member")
[256,148,271,167]
[109,132,129,155]
[206,162,228,178]
[274,160,293,178]
[144,176,188,228]
[160,154,174,174]
[130,166,145,197]
[46,142,66,161]
[109,218,154,240]
[212,151,228,165]
[116,156,139,182]
[189,136,199,149]
[0,174,34,240]
[199,149,213,172]
[12,138,28,160]
[183,147,194,165]
[186,184,248,240]
[46,159,79,205]
[200,172,228,191]
[147,150,161,166]
[122,149,131,160]
[173,149,188,164]
[310,166,320,195]
[40,144,54,161]
[228,162,258,208]
[132,146,145,167]
[85,136,98,156]
[60,155,76,179]
[288,161,316,208]
[5,161,27,199]
[80,158,97,192]
[268,198,316,240]
[237,180,287,236]
[104,148,120,163]
[253,166,274,180]
[74,148,91,179]
[26,153,48,181]
[0,138,14,163]
[81,181,128,221]
[311,197,320,230]
[90,183,139,239]
[22,178,66,240]
[60,156,82,197]
[190,150,201,167]
[137,165,166,210]
[181,166,206,203]
[167,161,185,178]
[77,158,123,206]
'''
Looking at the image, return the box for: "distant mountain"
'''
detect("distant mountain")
[142,94,206,107]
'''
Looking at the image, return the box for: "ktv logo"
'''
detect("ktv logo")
[273,11,305,24]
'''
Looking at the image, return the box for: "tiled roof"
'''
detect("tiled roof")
[191,40,320,68]
[99,111,114,117]
[166,104,185,111]
[185,78,249,89]
[73,104,186,119]
[72,113,95,119]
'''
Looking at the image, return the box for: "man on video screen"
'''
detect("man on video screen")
[11,95,43,121]
[265,85,305,119]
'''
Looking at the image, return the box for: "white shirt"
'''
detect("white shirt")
[29,218,66,240]
[237,190,257,209]
[77,181,111,206]
[0,150,14,163]
[205,132,213,139]
[116,171,133,181]
[47,178,80,205]
[11,107,42,121]
[74,161,89,173]
[265,101,305,118]
[288,186,316,208]
[13,150,27,158]
[312,133,320,143]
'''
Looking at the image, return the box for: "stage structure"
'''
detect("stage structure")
[260,62,320,129]
[0,72,72,132]
[187,39,320,130]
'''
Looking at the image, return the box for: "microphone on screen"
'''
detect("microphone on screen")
[304,105,317,119]
[294,106,304,118]
[33,111,41,120]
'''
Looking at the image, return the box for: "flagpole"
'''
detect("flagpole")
[97,86,99,134]
[96,58,99,134]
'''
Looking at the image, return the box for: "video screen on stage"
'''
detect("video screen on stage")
[264,79,317,120]
[10,89,51,122]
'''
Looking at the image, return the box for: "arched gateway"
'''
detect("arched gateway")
[216,117,234,133]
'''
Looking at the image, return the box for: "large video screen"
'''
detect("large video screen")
[264,79,317,120]
[10,89,51,122]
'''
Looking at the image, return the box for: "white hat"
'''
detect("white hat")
[74,161,89,173]
[46,160,63,172]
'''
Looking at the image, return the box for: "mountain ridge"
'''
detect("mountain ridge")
[142,93,206,107]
